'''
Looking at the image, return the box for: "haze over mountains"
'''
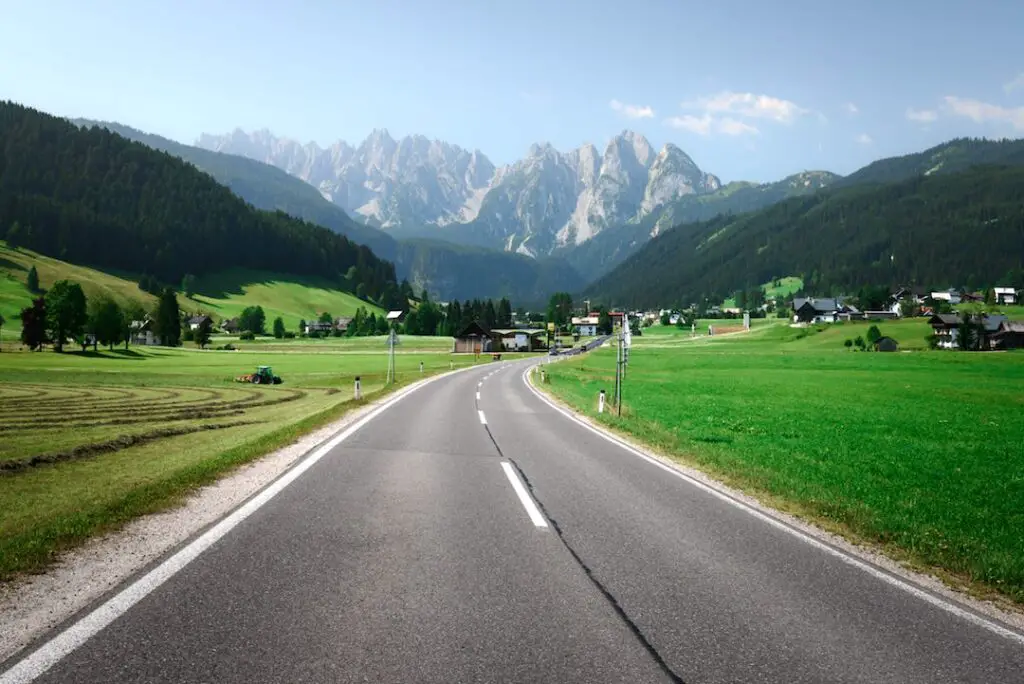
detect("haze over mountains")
[196,129,726,256]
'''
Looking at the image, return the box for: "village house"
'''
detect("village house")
[129,318,161,346]
[571,315,599,337]
[930,289,962,305]
[888,287,927,316]
[304,321,334,335]
[453,321,492,354]
[491,328,545,352]
[990,320,1024,350]
[994,287,1018,305]
[792,297,858,324]
[929,313,1009,349]
[334,317,352,333]
[188,314,213,331]
[385,310,406,326]
[221,317,240,333]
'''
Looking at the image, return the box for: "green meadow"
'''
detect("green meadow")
[541,320,1024,604]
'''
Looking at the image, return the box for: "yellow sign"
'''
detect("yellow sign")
[547,322,555,332]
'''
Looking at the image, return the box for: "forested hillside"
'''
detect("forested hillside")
[562,171,839,278]
[0,102,396,301]
[74,120,399,260]
[834,137,1024,188]
[395,239,584,306]
[585,165,1024,308]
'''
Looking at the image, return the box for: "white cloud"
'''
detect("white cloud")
[855,133,873,145]
[1004,73,1024,93]
[610,99,655,119]
[664,114,758,136]
[683,91,809,123]
[942,96,1024,130]
[665,114,712,136]
[844,102,859,115]
[906,107,938,123]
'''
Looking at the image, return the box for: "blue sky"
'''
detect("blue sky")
[2,0,1023,182]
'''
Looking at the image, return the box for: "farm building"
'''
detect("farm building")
[991,321,1024,350]
[129,318,161,346]
[221,318,240,333]
[491,328,545,352]
[873,336,899,352]
[188,314,213,331]
[994,287,1018,305]
[571,315,599,336]
[792,297,858,324]
[453,321,492,354]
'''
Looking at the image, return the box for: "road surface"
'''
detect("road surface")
[3,359,1023,683]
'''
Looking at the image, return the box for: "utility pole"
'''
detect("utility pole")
[386,326,398,384]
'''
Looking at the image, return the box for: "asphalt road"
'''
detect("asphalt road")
[4,358,1024,683]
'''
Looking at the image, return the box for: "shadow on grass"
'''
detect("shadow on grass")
[191,269,347,300]
[0,255,27,273]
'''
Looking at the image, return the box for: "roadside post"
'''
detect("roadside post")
[420,361,424,374]
[354,376,361,400]
[598,389,606,413]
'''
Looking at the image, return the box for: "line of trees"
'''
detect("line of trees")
[15,278,202,351]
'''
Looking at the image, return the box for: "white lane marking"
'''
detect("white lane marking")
[478,410,487,425]
[0,369,476,684]
[476,392,481,401]
[500,461,548,528]
[478,381,483,387]
[520,367,1024,646]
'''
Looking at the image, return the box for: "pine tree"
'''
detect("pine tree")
[20,297,47,350]
[6,221,22,249]
[182,274,197,298]
[26,265,39,292]
[195,318,212,348]
[155,287,181,346]
[272,317,286,339]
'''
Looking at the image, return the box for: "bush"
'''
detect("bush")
[308,330,322,339]
[854,335,865,349]
[239,331,256,341]
[218,343,236,351]
[283,331,296,339]
[844,339,853,348]
[182,328,194,342]
[866,325,882,344]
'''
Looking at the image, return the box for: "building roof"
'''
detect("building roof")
[793,297,846,313]
[994,287,1016,294]
[997,321,1024,333]
[929,313,961,326]
[490,328,545,336]
[874,336,899,345]
[188,314,212,324]
[386,310,404,321]
[982,314,1008,332]
[453,321,491,338]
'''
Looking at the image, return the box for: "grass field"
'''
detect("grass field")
[0,243,382,338]
[0,342,514,580]
[190,268,383,329]
[541,319,1024,604]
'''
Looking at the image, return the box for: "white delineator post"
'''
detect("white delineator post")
[420,361,424,374]
[354,376,361,400]
[598,389,606,413]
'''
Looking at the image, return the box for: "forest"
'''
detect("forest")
[0,102,396,302]
[585,164,1024,308]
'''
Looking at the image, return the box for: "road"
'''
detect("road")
[3,358,1024,683]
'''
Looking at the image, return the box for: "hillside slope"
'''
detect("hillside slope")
[0,102,397,306]
[585,165,1024,308]
[0,243,378,334]
[75,120,399,261]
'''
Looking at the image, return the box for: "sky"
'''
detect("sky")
[2,0,1023,183]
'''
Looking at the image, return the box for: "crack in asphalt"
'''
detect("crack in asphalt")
[476,379,687,684]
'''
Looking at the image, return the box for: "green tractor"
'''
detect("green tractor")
[237,365,282,385]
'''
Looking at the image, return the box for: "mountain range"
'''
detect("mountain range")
[196,129,728,257]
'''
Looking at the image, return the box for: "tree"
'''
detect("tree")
[547,292,574,328]
[844,338,853,348]
[45,280,87,352]
[239,305,266,335]
[182,274,197,298]
[958,312,983,351]
[20,297,47,350]
[899,299,920,318]
[195,317,212,348]
[122,301,146,349]
[660,311,671,326]
[89,297,124,350]
[597,307,613,335]
[318,311,333,324]
[272,316,286,339]
[376,315,389,335]
[497,298,512,328]
[0,313,5,351]
[356,283,367,300]
[854,335,865,349]
[984,288,996,306]
[26,265,39,293]
[6,221,22,249]
[484,300,497,329]
[747,288,765,310]
[154,287,181,347]
[298,319,307,336]
[866,325,882,345]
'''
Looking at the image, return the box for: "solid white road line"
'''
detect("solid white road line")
[520,366,1024,646]
[0,369,474,684]
[476,392,481,401]
[500,461,548,528]
[477,410,487,425]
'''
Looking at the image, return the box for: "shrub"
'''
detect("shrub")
[283,331,296,339]
[239,331,256,341]
[844,339,853,348]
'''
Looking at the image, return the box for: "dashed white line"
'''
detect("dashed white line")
[477,410,487,425]
[500,462,548,528]
[476,392,481,401]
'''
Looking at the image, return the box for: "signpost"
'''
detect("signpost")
[386,328,400,385]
